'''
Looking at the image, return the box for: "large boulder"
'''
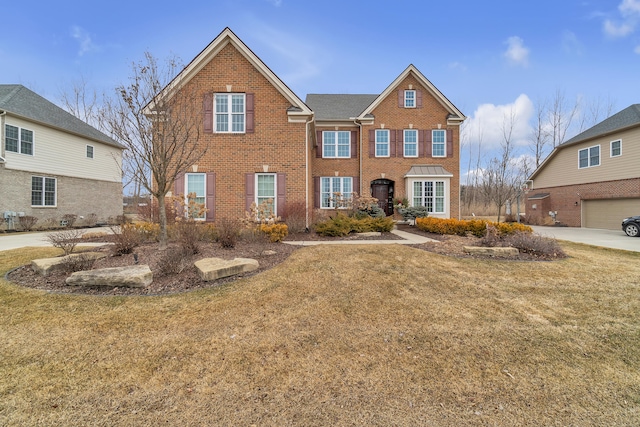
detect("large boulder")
[463,246,519,256]
[65,265,153,288]
[31,252,107,276]
[195,257,259,281]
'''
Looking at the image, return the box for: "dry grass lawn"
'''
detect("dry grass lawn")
[1,243,639,426]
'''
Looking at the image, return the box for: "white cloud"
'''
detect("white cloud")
[503,36,529,67]
[603,19,635,37]
[462,94,534,151]
[71,26,97,56]
[603,0,640,38]
[620,0,640,16]
[562,30,584,55]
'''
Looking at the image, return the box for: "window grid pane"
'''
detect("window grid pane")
[404,130,417,157]
[32,177,43,206]
[611,140,621,156]
[579,149,588,168]
[5,125,18,152]
[20,129,33,155]
[405,90,415,108]
[337,131,350,157]
[433,130,445,157]
[376,130,389,157]
[590,146,600,166]
[44,178,56,206]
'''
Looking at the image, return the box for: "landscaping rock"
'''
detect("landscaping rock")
[31,252,107,276]
[356,232,381,237]
[195,257,259,281]
[463,246,519,256]
[65,265,153,288]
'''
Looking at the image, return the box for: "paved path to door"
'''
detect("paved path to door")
[531,225,640,253]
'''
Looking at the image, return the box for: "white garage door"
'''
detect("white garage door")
[583,198,640,230]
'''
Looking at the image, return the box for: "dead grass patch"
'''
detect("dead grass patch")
[0,243,639,426]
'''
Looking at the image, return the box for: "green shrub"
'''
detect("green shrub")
[416,217,532,237]
[315,214,394,236]
[397,206,429,221]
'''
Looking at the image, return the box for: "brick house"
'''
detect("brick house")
[0,85,124,230]
[525,104,640,229]
[165,28,465,225]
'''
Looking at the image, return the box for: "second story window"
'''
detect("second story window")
[323,131,350,158]
[579,145,600,168]
[432,130,446,157]
[215,93,245,133]
[375,129,390,157]
[5,124,33,155]
[86,145,94,159]
[611,139,622,157]
[404,90,416,108]
[404,129,418,157]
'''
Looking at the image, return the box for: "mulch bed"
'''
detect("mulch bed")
[6,226,563,296]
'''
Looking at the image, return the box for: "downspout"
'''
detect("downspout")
[0,110,6,161]
[353,118,362,198]
[305,115,315,230]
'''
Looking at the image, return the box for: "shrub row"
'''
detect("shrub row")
[315,214,395,237]
[415,217,532,237]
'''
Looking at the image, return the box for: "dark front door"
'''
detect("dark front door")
[371,179,394,216]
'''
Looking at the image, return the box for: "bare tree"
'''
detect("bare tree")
[576,95,616,133]
[529,98,550,168]
[548,89,578,148]
[103,52,206,249]
[58,74,104,130]
[481,108,520,222]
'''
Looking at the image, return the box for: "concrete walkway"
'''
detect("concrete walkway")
[283,229,437,246]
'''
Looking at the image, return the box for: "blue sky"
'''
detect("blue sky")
[2,0,639,176]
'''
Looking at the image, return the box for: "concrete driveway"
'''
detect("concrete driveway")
[0,228,112,252]
[531,225,640,253]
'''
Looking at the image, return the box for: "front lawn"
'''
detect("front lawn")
[0,243,638,426]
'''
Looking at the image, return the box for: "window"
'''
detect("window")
[432,130,446,157]
[322,131,350,158]
[5,124,33,155]
[185,173,206,219]
[404,129,418,157]
[215,93,245,133]
[375,129,390,157]
[579,145,600,168]
[86,145,94,159]
[256,173,276,215]
[611,139,622,157]
[31,176,56,206]
[321,177,353,208]
[404,90,416,108]
[413,180,445,213]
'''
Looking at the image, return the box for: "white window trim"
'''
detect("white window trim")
[322,131,351,158]
[320,176,353,209]
[408,178,449,216]
[610,139,622,157]
[578,144,600,169]
[375,129,390,158]
[432,129,446,158]
[214,93,246,134]
[256,173,277,215]
[31,176,56,207]
[184,173,207,221]
[5,124,35,156]
[404,90,416,108]
[403,129,418,158]
[86,145,94,159]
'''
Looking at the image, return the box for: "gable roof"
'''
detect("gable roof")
[0,85,123,149]
[305,94,378,121]
[530,103,640,180]
[150,27,312,118]
[358,64,465,123]
[562,104,640,146]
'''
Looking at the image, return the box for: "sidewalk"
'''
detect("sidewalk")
[283,229,437,246]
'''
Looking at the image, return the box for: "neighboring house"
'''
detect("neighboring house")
[526,104,640,229]
[165,28,465,224]
[0,85,125,230]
